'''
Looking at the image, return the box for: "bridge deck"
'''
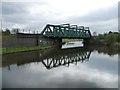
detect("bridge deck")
[41,24,91,39]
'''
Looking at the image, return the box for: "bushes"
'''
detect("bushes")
[91,32,120,46]
[105,33,118,46]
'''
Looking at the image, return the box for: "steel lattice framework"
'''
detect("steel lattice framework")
[41,24,91,39]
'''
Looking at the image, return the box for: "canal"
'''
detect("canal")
[2,42,119,88]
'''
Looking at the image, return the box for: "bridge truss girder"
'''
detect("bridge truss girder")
[41,24,91,39]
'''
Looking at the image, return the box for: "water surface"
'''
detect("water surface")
[2,42,118,88]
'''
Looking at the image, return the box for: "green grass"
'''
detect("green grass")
[1,45,52,54]
[63,39,80,43]
[2,34,17,40]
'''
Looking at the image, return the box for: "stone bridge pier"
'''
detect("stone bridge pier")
[38,35,62,48]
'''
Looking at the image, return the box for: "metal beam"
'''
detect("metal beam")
[41,24,91,39]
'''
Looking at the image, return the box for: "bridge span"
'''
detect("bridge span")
[41,24,91,39]
[3,24,92,48]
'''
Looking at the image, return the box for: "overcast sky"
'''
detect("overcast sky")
[1,0,119,34]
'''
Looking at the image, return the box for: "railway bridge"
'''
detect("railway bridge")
[4,23,92,48]
[40,23,92,46]
[41,24,91,39]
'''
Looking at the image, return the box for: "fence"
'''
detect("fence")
[12,29,41,34]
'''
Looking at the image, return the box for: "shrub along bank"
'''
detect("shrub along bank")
[89,32,120,47]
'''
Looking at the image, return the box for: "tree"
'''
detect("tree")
[2,28,10,35]
[11,28,19,34]
[6,28,10,34]
[105,33,117,45]
[108,31,112,34]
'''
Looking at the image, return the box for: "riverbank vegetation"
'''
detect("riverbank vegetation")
[90,31,120,47]
[1,45,52,54]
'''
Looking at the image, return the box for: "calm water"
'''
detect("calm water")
[2,42,118,88]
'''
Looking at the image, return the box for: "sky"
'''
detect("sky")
[1,0,119,34]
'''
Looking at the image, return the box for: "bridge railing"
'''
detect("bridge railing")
[41,24,91,39]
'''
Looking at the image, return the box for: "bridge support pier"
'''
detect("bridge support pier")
[83,39,91,46]
[38,36,62,49]
[53,38,62,49]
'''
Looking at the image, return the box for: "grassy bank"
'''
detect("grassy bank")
[63,39,80,43]
[1,45,52,54]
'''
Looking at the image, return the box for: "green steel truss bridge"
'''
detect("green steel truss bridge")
[41,24,91,39]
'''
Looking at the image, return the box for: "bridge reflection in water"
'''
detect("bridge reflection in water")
[42,51,91,69]
[2,47,92,70]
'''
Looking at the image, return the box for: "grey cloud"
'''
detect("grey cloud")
[2,2,51,30]
[3,14,42,25]
[2,2,29,15]
[118,2,120,31]
[2,2,118,34]
[64,5,118,33]
[68,5,117,23]
[2,65,101,88]
[2,2,32,24]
